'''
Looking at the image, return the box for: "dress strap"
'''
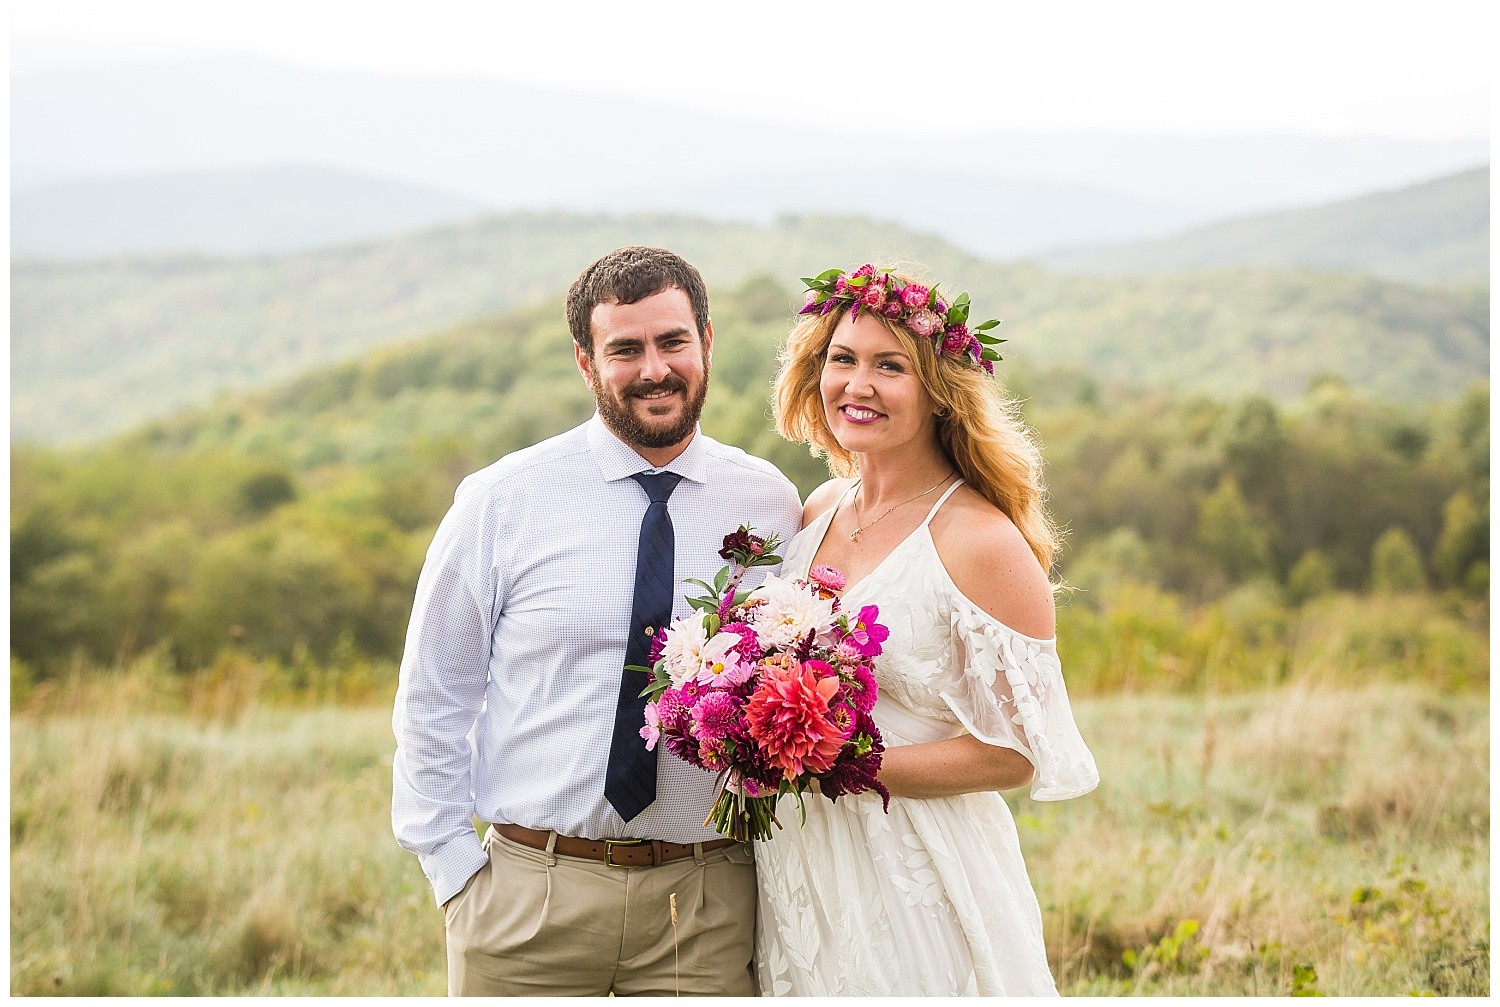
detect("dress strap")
[921,478,965,525]
[820,480,861,530]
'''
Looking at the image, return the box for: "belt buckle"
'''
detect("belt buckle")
[604,838,648,869]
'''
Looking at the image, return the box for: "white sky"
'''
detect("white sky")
[8,0,1494,140]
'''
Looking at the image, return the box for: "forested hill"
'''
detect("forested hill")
[14,276,1487,675]
[1042,167,1489,282]
[12,211,1488,444]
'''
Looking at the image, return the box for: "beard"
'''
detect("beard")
[590,370,710,451]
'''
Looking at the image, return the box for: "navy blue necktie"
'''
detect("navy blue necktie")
[605,471,683,822]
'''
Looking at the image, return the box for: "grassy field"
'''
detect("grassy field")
[9,661,1487,996]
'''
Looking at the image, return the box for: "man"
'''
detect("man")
[392,246,802,996]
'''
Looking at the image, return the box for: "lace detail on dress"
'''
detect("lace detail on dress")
[944,599,1100,801]
[754,482,1095,996]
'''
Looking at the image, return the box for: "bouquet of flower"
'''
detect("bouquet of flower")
[634,526,891,841]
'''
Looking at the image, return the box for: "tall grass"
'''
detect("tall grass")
[10,664,1487,995]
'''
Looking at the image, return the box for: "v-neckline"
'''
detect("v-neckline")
[802,482,942,602]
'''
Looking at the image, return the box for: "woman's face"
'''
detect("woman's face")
[819,310,939,458]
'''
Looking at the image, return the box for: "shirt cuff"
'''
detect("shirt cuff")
[423,833,490,907]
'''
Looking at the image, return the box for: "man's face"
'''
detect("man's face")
[575,286,713,462]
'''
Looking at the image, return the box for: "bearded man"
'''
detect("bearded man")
[392,246,801,996]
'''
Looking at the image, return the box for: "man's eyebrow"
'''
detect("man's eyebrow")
[602,326,693,350]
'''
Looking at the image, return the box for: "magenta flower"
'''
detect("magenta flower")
[906,309,943,338]
[843,661,878,714]
[899,284,930,309]
[879,300,903,318]
[843,604,889,657]
[934,298,948,315]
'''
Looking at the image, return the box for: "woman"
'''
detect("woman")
[753,264,1099,996]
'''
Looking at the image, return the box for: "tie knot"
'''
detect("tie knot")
[631,471,682,504]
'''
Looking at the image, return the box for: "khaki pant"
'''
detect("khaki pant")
[444,826,758,996]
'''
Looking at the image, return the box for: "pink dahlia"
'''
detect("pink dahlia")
[655,686,692,734]
[690,690,740,741]
[842,661,879,714]
[807,565,846,593]
[899,283,930,309]
[721,621,763,661]
[745,660,845,780]
[906,309,943,338]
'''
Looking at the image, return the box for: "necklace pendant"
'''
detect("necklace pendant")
[849,527,862,542]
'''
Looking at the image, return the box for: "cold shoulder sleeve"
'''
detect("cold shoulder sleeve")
[941,596,1099,801]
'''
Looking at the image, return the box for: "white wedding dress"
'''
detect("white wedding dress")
[753,482,1099,996]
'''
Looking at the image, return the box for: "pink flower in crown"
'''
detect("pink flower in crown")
[851,264,876,279]
[690,690,740,742]
[843,604,889,658]
[860,282,887,308]
[807,565,846,593]
[933,297,948,315]
[803,290,821,308]
[942,325,970,354]
[966,333,984,362]
[899,284,930,309]
[906,309,943,339]
[834,273,852,294]
[981,357,996,375]
[879,299,904,319]
[640,702,661,750]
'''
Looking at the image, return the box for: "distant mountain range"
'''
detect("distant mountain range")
[10,165,490,258]
[1042,168,1490,283]
[12,55,1489,260]
[12,207,1487,445]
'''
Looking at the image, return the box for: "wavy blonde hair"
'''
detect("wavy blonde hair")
[774,277,1060,571]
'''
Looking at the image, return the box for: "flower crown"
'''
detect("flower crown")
[799,264,1004,373]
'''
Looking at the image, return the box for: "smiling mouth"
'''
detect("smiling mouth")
[841,405,882,421]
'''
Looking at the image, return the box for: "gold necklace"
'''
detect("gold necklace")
[848,473,955,542]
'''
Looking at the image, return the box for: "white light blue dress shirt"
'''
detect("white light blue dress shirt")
[392,414,803,905]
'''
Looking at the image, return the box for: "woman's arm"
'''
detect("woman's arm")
[876,734,1034,797]
[870,494,1054,799]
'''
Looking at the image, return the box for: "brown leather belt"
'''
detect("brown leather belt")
[495,823,737,868]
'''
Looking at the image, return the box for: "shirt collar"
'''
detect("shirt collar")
[586,412,708,485]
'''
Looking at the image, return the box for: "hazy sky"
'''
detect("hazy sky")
[10,0,1494,140]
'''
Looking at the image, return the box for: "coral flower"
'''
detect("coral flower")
[745,661,846,780]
